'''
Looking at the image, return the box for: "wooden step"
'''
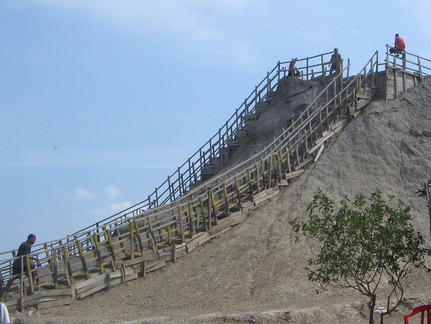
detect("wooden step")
[255,101,270,117]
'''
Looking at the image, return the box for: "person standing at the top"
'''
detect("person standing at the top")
[288,58,301,77]
[5,234,39,292]
[329,47,342,74]
[390,33,406,55]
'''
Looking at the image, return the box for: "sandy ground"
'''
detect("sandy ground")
[10,77,431,324]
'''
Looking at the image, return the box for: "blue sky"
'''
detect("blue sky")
[1,0,430,253]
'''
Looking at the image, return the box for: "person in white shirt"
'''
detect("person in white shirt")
[0,303,10,324]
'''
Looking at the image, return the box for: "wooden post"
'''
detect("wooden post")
[25,255,34,295]
[167,226,172,244]
[103,230,117,270]
[177,206,185,243]
[75,239,90,280]
[188,202,196,236]
[223,183,229,216]
[91,234,104,274]
[207,189,212,230]
[19,255,24,312]
[146,218,159,255]
[129,222,135,260]
[61,246,74,285]
[199,197,208,231]
[53,249,58,289]
[132,221,144,257]
[234,177,242,209]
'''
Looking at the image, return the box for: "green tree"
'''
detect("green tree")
[290,190,431,324]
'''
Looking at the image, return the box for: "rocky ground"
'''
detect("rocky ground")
[10,77,431,324]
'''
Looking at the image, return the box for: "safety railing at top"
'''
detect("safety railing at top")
[3,48,430,298]
[62,51,340,235]
[267,51,379,156]
[3,47,414,270]
[385,44,431,78]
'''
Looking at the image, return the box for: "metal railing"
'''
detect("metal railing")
[2,49,426,300]
[385,44,431,78]
[0,51,375,290]
[59,51,341,236]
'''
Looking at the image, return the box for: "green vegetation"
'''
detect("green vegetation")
[290,190,431,324]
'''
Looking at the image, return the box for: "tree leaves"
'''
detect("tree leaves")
[290,190,431,324]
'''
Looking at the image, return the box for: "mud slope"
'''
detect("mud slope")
[17,78,431,324]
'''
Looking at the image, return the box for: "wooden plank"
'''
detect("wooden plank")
[314,143,325,162]
[38,289,73,298]
[124,273,138,282]
[173,244,187,260]
[284,169,304,180]
[122,255,146,267]
[208,222,231,238]
[229,212,247,226]
[295,158,312,171]
[106,270,122,280]
[309,131,333,154]
[186,232,210,253]
[74,274,110,298]
[77,283,107,300]
[108,273,138,287]
[331,119,348,133]
[109,278,123,287]
[253,189,268,202]
[278,179,289,187]
[254,187,279,206]
[240,201,254,212]
[355,92,372,99]
[356,99,370,110]
[210,226,231,239]
[22,292,43,308]
[146,260,166,273]
[37,297,74,310]
[74,273,106,291]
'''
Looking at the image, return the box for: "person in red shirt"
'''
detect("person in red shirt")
[390,33,406,56]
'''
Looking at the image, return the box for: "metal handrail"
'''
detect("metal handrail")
[62,51,338,236]
[0,50,406,293]
[385,44,431,78]
[1,49,422,272]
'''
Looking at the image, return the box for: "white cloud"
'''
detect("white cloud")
[90,201,132,219]
[71,187,95,201]
[109,201,132,213]
[22,0,256,65]
[104,185,120,200]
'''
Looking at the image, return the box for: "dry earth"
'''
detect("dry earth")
[10,77,431,324]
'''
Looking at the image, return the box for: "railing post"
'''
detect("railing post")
[267,71,271,93]
[418,56,423,79]
[277,61,281,83]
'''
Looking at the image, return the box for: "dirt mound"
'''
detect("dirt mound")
[13,78,431,324]
[229,76,325,165]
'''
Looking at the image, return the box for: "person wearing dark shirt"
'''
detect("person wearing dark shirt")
[330,47,342,74]
[390,33,406,55]
[5,234,38,292]
[288,58,300,77]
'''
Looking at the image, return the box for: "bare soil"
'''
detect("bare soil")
[10,78,431,324]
